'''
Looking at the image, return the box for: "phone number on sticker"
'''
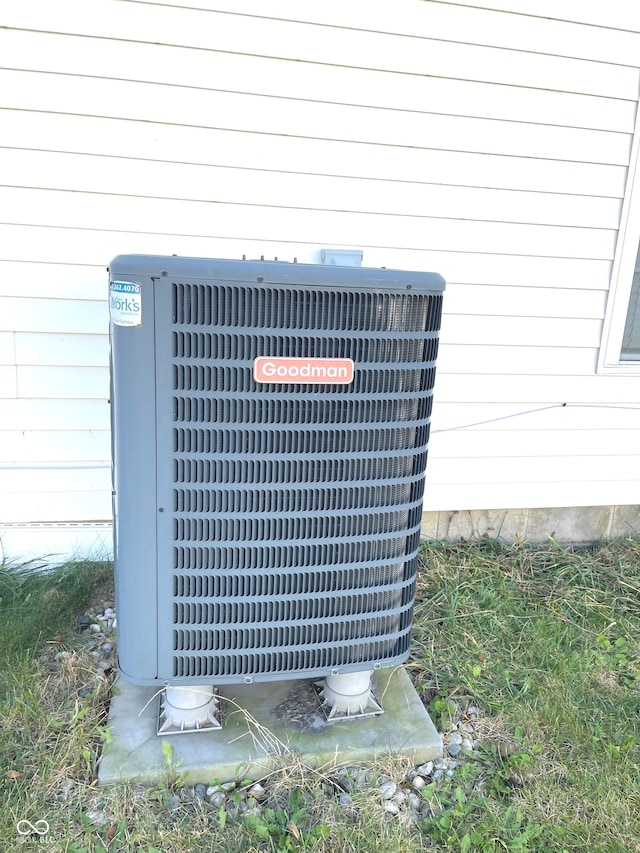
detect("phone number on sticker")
[111,282,140,294]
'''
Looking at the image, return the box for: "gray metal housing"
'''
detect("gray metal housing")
[109,255,445,686]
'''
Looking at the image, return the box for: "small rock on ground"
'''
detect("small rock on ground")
[379,780,397,800]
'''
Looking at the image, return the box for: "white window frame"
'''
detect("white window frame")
[598,100,640,375]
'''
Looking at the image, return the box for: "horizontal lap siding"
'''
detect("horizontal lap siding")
[0,262,106,300]
[2,113,630,198]
[3,31,635,132]
[433,402,640,432]
[0,150,624,229]
[0,492,110,524]
[1,0,639,538]
[0,243,615,290]
[440,0,639,33]
[4,0,634,92]
[0,188,620,258]
[2,399,109,431]
[137,0,640,52]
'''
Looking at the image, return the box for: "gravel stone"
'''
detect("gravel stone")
[420,802,435,819]
[221,781,237,792]
[433,769,443,780]
[383,801,400,816]
[167,795,181,812]
[407,793,422,811]
[339,793,353,806]
[449,732,463,745]
[416,761,433,776]
[379,780,397,800]
[194,783,207,800]
[248,783,266,800]
[208,792,226,807]
[354,770,369,791]
[336,768,354,792]
[89,624,102,633]
[462,738,473,751]
[411,775,426,791]
[447,743,461,757]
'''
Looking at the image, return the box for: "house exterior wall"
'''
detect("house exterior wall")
[1,0,639,560]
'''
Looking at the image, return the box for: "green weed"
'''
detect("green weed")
[245,787,330,851]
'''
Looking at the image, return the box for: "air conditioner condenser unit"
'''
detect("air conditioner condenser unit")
[108,255,445,727]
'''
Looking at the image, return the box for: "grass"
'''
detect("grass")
[412,538,640,853]
[0,538,638,852]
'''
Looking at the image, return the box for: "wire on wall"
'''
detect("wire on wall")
[431,402,640,434]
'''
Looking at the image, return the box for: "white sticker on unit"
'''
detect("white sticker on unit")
[110,281,142,326]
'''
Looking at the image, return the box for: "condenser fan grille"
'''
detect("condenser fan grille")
[173,559,413,597]
[173,480,422,514]
[173,330,439,363]
[173,641,405,679]
[173,425,426,455]
[163,281,442,682]
[172,283,441,332]
[173,394,433,426]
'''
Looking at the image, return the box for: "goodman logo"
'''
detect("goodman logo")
[254,357,354,384]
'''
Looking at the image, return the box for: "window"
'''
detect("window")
[598,110,640,374]
[621,244,640,361]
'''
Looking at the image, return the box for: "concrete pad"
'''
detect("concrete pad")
[525,505,612,544]
[611,505,640,538]
[98,667,442,786]
[419,511,439,540]
[421,505,640,545]
[432,509,527,543]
